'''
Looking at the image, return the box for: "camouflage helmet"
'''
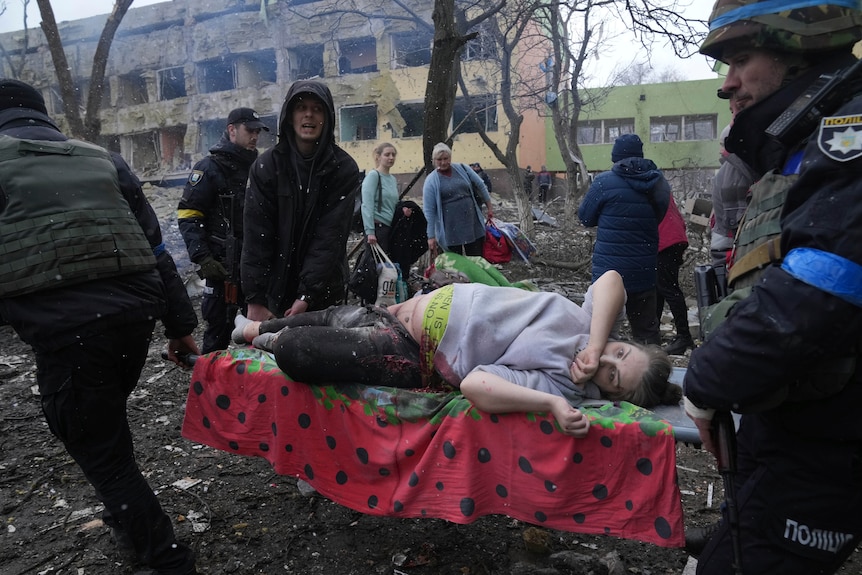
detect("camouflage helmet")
[700,0,862,60]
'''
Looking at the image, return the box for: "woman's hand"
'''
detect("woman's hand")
[402,206,413,218]
[550,399,591,437]
[427,238,438,254]
[570,345,602,383]
[367,233,378,246]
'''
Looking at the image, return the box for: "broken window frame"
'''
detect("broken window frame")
[462,23,497,62]
[452,95,498,135]
[683,114,717,141]
[650,114,717,143]
[198,55,237,94]
[157,66,186,101]
[392,102,424,138]
[288,44,325,82]
[116,72,149,107]
[390,31,432,69]
[577,118,636,145]
[338,36,378,75]
[339,104,378,142]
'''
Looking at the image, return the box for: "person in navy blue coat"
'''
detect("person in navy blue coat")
[578,134,670,345]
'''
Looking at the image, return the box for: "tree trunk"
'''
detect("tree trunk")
[37,0,84,137]
[84,0,134,142]
[37,0,132,141]
[422,0,463,170]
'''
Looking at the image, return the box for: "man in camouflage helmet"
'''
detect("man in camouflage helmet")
[683,1,862,573]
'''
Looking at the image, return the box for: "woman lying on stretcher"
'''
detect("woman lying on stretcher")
[232,270,682,437]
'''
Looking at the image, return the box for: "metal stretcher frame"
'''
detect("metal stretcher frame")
[653,367,740,445]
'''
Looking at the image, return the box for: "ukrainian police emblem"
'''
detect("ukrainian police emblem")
[818,114,862,162]
[188,170,204,185]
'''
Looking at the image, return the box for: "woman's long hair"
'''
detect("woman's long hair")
[613,343,681,408]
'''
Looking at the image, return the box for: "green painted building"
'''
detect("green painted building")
[545,78,732,174]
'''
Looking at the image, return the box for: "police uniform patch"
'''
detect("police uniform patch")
[188,170,204,185]
[817,114,862,162]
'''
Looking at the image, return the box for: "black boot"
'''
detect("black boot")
[685,521,720,558]
[663,334,695,355]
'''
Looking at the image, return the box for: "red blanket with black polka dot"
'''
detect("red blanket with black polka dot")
[181,348,684,547]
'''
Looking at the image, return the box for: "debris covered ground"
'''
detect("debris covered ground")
[1,187,860,575]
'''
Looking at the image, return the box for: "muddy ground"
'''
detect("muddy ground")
[1,188,860,575]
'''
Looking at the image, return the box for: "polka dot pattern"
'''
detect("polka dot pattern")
[181,348,684,548]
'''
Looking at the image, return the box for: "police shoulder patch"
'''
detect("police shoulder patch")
[817,114,862,162]
[188,170,204,185]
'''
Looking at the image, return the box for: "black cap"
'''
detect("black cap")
[227,107,269,131]
[0,79,48,115]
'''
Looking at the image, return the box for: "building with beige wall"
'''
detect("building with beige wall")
[0,0,541,192]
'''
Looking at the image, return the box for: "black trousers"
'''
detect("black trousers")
[656,242,691,338]
[446,235,484,257]
[201,279,243,354]
[36,321,195,574]
[625,287,661,345]
[262,305,423,388]
[697,416,862,575]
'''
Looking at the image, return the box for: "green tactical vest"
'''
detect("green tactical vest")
[700,169,859,409]
[0,135,156,297]
[701,170,796,338]
[727,171,797,290]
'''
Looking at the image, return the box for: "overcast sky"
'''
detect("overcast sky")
[0,0,717,82]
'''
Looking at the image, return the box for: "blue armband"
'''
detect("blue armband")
[153,242,166,256]
[710,1,859,30]
[782,150,804,176]
[781,247,862,308]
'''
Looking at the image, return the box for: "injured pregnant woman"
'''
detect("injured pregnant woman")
[232,270,682,437]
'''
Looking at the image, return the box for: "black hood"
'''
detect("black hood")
[0,107,62,139]
[276,80,336,162]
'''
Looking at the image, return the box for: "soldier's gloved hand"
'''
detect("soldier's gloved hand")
[197,256,228,281]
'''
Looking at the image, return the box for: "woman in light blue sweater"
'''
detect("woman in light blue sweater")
[232,271,680,437]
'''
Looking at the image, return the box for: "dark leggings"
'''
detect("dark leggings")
[446,235,484,257]
[260,305,423,388]
[656,242,691,338]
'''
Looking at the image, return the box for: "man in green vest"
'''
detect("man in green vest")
[0,79,200,575]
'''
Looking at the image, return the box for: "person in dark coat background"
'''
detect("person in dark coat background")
[0,79,200,575]
[470,162,493,196]
[242,80,359,320]
[578,133,670,345]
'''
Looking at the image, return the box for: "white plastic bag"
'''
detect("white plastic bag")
[372,243,398,306]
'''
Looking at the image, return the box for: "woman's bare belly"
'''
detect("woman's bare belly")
[387,294,433,342]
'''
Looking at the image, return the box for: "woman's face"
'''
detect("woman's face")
[433,153,451,172]
[585,342,649,399]
[378,146,397,169]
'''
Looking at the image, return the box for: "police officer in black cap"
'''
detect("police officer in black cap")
[178,107,268,353]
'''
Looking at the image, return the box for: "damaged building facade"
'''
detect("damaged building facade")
[0,0,529,184]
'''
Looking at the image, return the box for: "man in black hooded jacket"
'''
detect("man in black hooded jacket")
[242,80,359,320]
[0,79,199,575]
[178,107,267,352]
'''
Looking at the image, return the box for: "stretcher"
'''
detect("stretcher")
[181,348,686,548]
[651,368,740,445]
